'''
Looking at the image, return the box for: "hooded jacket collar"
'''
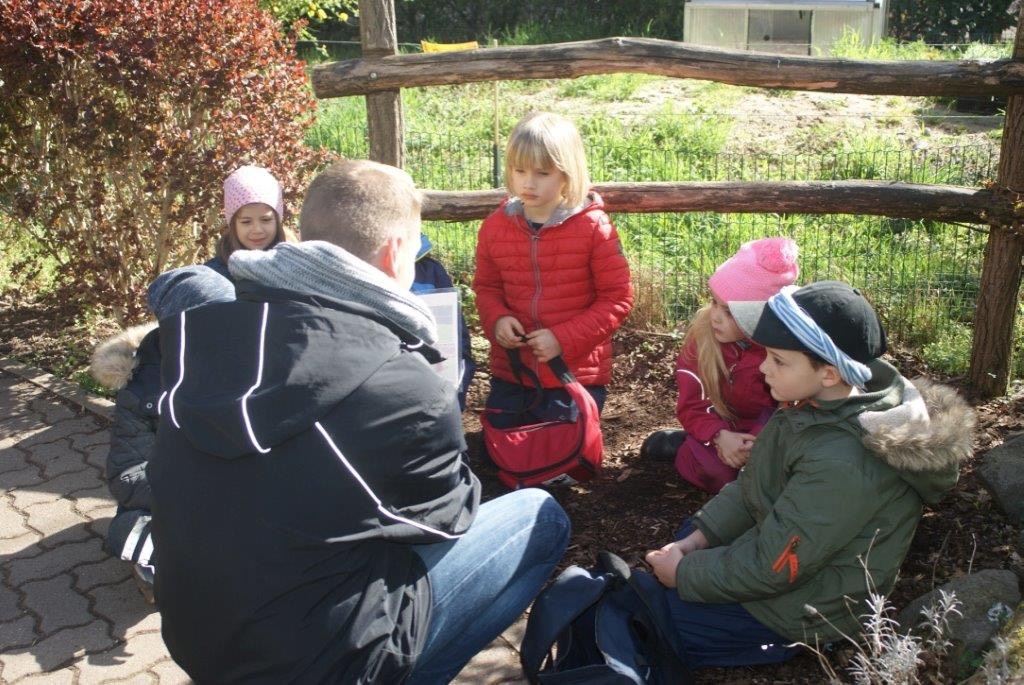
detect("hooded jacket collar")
[229,241,439,348]
[503,191,603,230]
[777,359,973,503]
[160,281,443,460]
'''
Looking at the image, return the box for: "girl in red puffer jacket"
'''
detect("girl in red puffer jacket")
[641,237,799,493]
[473,112,633,428]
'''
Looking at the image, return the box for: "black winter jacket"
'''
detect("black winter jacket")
[90,323,161,562]
[149,280,481,684]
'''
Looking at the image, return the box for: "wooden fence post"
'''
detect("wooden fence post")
[358,0,404,167]
[968,7,1024,398]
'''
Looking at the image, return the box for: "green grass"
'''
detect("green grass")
[829,29,1012,61]
[556,73,660,102]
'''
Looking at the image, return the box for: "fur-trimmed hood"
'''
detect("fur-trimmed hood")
[91,263,237,391]
[856,362,974,504]
[860,376,975,473]
[90,323,158,390]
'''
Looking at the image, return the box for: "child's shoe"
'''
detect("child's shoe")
[640,429,686,461]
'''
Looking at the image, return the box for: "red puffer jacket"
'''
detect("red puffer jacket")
[473,193,633,388]
[675,338,775,443]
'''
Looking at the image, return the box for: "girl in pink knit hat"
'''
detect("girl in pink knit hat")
[641,237,799,493]
[210,165,292,273]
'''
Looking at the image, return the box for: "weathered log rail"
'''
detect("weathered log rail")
[313,37,1024,99]
[338,1,1024,397]
[421,181,1019,224]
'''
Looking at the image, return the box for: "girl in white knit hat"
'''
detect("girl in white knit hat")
[641,237,799,493]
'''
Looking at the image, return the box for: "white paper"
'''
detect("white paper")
[416,288,461,389]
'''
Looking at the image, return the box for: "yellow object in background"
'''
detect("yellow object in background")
[420,40,479,53]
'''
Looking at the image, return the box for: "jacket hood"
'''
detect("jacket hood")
[416,233,432,261]
[858,373,974,503]
[502,191,603,228]
[159,285,441,460]
[813,360,973,504]
[90,322,158,390]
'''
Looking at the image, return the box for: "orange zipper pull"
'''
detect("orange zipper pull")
[771,535,801,584]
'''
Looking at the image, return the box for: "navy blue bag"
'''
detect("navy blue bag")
[521,551,693,685]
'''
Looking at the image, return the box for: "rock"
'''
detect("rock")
[959,601,1024,685]
[977,438,1024,525]
[898,569,1021,658]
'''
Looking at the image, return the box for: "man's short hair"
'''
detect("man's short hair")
[299,160,422,261]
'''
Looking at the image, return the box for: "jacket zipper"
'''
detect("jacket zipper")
[526,219,543,377]
[771,534,801,584]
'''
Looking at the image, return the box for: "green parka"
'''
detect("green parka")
[676,360,974,644]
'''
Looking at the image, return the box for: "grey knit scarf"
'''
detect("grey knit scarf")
[228,240,438,346]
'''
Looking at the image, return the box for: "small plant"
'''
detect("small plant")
[922,322,973,375]
[801,590,962,684]
[978,637,1014,684]
[798,544,963,685]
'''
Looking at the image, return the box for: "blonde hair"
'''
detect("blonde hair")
[505,112,590,209]
[299,160,422,261]
[216,210,290,263]
[681,305,736,422]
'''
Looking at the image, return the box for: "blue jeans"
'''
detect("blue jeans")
[405,489,571,684]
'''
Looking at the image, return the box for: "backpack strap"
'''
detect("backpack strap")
[521,565,616,682]
[623,570,694,684]
[504,348,545,415]
[595,552,694,685]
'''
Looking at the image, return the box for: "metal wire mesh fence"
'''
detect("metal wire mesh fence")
[307,126,1016,376]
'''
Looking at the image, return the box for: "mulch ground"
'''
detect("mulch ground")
[3,295,1022,683]
[465,330,1024,683]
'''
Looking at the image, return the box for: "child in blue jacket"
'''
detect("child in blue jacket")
[412,234,476,410]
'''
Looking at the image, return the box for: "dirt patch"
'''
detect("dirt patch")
[541,76,1001,158]
[464,329,1024,683]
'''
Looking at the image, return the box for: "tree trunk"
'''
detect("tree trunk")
[968,6,1024,398]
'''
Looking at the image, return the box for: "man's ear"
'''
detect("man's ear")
[819,364,844,388]
[373,235,402,280]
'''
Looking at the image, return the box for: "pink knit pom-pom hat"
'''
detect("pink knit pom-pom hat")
[223,165,284,225]
[707,237,800,303]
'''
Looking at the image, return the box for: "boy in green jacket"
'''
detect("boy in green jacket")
[646,281,973,669]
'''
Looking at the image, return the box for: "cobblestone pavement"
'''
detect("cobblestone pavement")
[0,361,525,684]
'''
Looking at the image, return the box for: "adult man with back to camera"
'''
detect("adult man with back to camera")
[148,159,571,684]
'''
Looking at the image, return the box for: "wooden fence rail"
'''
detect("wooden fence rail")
[421,181,1021,223]
[339,1,1024,397]
[313,37,1024,99]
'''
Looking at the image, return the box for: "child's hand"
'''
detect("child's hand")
[645,544,683,588]
[525,329,562,363]
[494,316,526,349]
[645,529,709,588]
[713,430,756,469]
